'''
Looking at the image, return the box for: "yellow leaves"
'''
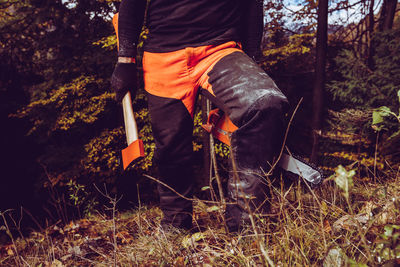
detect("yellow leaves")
[324,151,385,169]
[192,141,202,152]
[81,127,125,175]
[214,142,230,158]
[264,33,315,56]
[12,75,113,134]
[54,91,114,131]
[322,130,372,147]
[115,230,133,244]
[263,43,310,58]
[92,35,117,51]
[262,33,314,66]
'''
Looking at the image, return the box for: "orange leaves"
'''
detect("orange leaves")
[115,230,133,244]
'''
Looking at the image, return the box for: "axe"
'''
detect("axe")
[113,14,145,170]
[121,92,145,170]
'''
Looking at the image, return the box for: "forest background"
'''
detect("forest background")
[0,0,400,265]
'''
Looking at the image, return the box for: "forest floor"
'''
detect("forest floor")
[1,112,400,266]
[1,161,400,266]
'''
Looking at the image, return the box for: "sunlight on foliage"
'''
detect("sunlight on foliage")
[13,75,113,134]
[262,33,314,67]
[92,35,117,51]
[325,151,385,170]
[82,127,124,177]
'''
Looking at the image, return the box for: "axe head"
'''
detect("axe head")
[121,139,145,170]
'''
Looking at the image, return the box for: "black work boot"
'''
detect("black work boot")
[157,163,194,230]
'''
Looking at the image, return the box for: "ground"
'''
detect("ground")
[1,165,400,266]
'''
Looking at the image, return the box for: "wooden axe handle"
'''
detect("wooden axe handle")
[122,91,139,145]
[121,91,144,170]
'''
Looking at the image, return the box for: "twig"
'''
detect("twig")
[1,210,23,267]
[247,211,275,267]
[7,208,24,239]
[209,121,225,209]
[94,184,122,267]
[374,132,379,180]
[21,207,44,233]
[40,162,68,224]
[137,183,142,231]
[143,174,234,205]
[206,98,227,227]
[267,97,303,176]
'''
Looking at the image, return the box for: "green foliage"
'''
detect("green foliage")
[13,76,114,134]
[373,225,400,264]
[372,102,400,132]
[67,179,99,217]
[328,29,400,110]
[262,33,314,68]
[371,91,400,158]
[261,1,316,74]
[92,35,117,51]
[0,0,136,218]
[328,29,400,160]
[82,127,125,178]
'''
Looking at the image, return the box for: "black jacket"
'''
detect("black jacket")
[118,0,263,57]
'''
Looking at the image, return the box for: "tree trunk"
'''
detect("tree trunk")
[379,0,397,31]
[310,0,328,163]
[368,0,375,69]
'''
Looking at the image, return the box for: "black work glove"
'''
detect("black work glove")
[111,62,138,102]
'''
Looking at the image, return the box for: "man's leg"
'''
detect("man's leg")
[147,93,194,229]
[203,51,289,231]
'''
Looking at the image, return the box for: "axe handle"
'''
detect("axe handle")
[122,92,139,145]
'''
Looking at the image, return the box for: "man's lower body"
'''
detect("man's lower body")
[142,41,289,231]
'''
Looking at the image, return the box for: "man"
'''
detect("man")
[111,0,289,232]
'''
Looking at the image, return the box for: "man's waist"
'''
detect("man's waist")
[143,28,240,53]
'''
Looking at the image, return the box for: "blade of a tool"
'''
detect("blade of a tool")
[278,153,323,185]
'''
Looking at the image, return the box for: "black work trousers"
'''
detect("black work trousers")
[142,41,289,230]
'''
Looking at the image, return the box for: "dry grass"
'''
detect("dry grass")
[1,165,400,266]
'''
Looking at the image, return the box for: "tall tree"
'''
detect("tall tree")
[310,0,329,163]
[379,0,398,31]
[368,0,376,69]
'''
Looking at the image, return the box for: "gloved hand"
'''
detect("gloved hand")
[111,62,137,102]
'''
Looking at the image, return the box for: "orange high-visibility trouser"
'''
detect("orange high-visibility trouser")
[143,41,288,231]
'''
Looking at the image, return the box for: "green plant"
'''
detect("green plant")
[373,225,400,264]
[328,29,400,163]
[328,29,400,111]
[66,180,98,217]
[371,90,400,158]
